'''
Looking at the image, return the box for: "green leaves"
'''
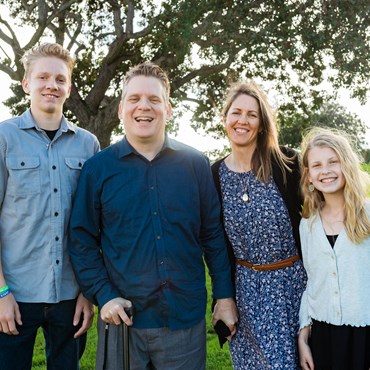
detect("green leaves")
[0,0,368,148]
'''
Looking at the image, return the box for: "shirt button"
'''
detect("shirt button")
[157,235,161,240]
[54,188,58,192]
[150,186,154,190]
[153,211,157,216]
[54,212,59,217]
[78,162,82,167]
[56,260,60,264]
[332,272,336,277]
[21,161,25,166]
[52,165,56,170]
[55,236,59,241]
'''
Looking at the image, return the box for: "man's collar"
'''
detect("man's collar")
[117,135,180,159]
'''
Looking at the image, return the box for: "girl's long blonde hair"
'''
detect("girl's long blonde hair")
[301,127,370,243]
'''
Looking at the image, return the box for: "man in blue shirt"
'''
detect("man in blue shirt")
[0,43,99,369]
[69,62,238,369]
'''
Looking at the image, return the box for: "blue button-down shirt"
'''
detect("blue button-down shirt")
[69,136,234,330]
[0,110,99,303]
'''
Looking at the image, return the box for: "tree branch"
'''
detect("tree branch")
[23,0,78,51]
[49,0,78,20]
[0,16,21,48]
[20,0,36,13]
[126,0,134,35]
[66,82,91,124]
[37,0,48,26]
[0,16,24,80]
[66,12,83,50]
[172,52,239,91]
[0,63,17,79]
[84,4,169,110]
[105,0,124,37]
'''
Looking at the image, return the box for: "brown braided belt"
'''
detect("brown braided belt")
[235,255,300,271]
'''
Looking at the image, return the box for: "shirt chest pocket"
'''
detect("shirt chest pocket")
[65,157,85,194]
[6,156,41,195]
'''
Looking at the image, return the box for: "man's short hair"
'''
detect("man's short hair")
[20,43,75,79]
[122,62,170,102]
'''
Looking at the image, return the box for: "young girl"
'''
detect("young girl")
[298,127,370,370]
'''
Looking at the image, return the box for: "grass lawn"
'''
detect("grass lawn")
[31,273,233,369]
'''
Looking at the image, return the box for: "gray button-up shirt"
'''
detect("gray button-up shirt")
[0,109,99,303]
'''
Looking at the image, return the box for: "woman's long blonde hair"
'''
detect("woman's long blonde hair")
[301,127,370,243]
[221,81,292,183]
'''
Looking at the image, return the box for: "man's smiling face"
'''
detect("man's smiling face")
[118,75,171,146]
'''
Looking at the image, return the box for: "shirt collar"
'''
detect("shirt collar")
[117,135,181,159]
[18,109,76,134]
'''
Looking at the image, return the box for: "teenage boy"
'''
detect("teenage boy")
[0,43,99,370]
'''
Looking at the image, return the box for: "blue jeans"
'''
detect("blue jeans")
[0,299,86,370]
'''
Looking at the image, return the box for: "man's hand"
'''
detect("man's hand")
[0,293,22,335]
[73,293,95,338]
[298,326,314,370]
[100,297,133,326]
[212,297,238,340]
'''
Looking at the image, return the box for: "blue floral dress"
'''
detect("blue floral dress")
[219,161,306,369]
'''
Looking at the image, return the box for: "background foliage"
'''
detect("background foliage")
[0,0,369,148]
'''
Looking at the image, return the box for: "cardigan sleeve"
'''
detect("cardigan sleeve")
[298,218,312,329]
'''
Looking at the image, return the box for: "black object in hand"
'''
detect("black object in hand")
[214,320,231,348]
[124,306,134,317]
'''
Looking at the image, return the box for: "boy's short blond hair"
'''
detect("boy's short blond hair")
[21,43,75,79]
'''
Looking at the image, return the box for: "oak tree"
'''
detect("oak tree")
[0,0,369,147]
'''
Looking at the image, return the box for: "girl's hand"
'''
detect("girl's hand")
[298,326,314,370]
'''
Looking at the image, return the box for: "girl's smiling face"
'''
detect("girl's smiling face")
[307,145,346,195]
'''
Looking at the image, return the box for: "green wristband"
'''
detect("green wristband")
[0,285,9,293]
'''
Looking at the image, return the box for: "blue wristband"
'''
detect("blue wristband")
[0,289,11,299]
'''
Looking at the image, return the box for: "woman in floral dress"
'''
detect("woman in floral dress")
[212,81,307,369]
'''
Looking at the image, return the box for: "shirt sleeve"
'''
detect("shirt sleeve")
[0,138,7,211]
[0,136,7,251]
[68,161,121,308]
[196,155,235,299]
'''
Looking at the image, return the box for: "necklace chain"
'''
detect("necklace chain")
[321,215,344,238]
[238,172,250,202]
